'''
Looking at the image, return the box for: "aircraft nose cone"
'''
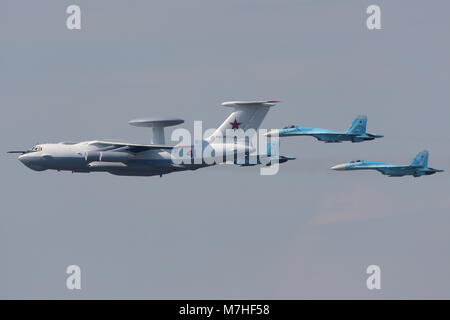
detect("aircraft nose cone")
[18,154,46,171]
[331,164,346,171]
[18,154,27,164]
[264,130,278,137]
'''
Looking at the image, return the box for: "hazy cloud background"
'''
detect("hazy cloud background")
[1,0,449,299]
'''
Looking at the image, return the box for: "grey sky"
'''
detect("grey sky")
[1,0,450,299]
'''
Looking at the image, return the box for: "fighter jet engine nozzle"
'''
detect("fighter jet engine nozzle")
[331,164,346,171]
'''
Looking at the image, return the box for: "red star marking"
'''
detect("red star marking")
[230,118,241,129]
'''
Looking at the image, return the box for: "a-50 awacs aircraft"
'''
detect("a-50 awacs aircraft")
[266,115,383,143]
[8,101,295,177]
[331,151,444,177]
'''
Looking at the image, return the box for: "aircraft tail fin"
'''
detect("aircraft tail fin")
[207,100,278,141]
[346,115,367,135]
[411,150,429,167]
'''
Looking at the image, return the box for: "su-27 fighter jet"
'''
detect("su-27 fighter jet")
[8,101,295,177]
[266,115,383,143]
[331,151,444,177]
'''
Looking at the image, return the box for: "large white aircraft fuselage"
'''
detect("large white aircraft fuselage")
[12,101,283,177]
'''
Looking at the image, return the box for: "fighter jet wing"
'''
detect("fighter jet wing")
[375,166,414,176]
[311,133,351,142]
[313,133,351,138]
[88,141,174,153]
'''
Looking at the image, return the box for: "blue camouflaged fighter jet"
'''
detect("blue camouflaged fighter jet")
[331,151,444,177]
[266,115,383,143]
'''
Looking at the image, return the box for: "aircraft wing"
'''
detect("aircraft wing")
[375,166,414,176]
[310,133,352,142]
[88,141,174,153]
[312,132,351,138]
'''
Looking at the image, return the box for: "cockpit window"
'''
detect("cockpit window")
[350,160,363,163]
[282,125,297,129]
[31,146,42,152]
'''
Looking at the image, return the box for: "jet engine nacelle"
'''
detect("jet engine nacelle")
[85,151,134,162]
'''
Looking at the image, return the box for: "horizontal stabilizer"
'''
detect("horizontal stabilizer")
[221,100,279,107]
[208,100,279,140]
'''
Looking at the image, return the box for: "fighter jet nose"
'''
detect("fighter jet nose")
[331,164,346,171]
[264,130,277,137]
